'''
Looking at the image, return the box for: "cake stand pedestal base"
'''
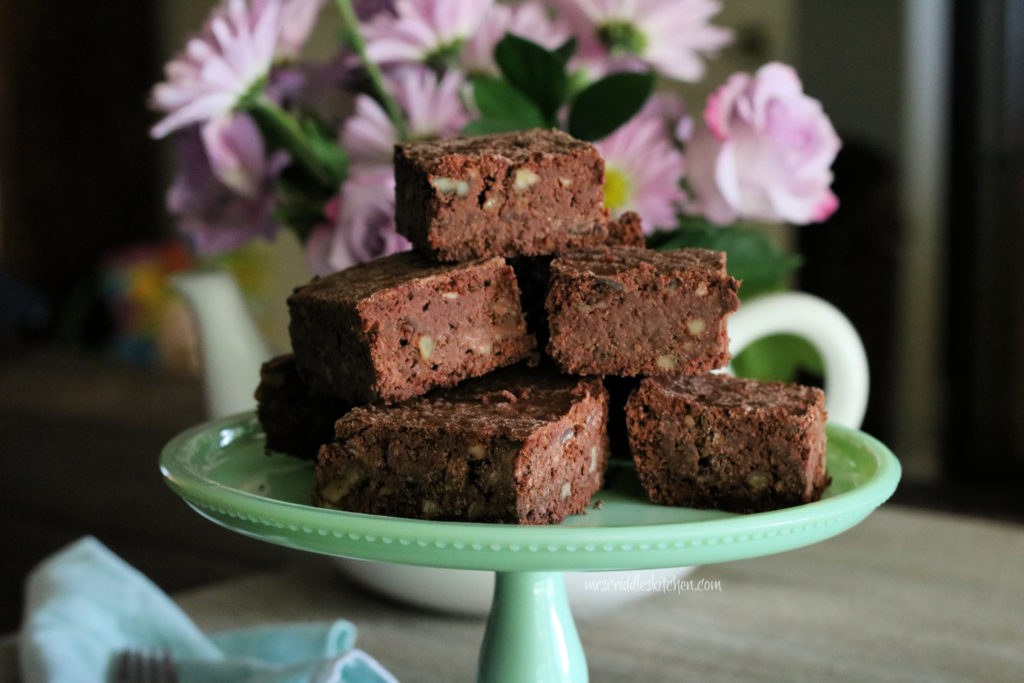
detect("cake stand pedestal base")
[479,571,585,682]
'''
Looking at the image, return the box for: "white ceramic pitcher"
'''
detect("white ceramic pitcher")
[172,269,869,616]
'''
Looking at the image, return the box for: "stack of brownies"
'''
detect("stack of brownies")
[255,129,830,524]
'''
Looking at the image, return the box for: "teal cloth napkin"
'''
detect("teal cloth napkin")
[19,537,398,683]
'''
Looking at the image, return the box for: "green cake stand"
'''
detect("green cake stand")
[160,412,900,683]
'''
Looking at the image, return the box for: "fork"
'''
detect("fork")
[111,649,179,683]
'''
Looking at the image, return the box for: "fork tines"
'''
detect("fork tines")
[112,649,178,683]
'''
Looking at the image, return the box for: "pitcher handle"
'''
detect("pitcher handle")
[727,292,869,429]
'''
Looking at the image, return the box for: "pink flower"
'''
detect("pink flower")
[305,170,411,274]
[266,0,326,58]
[353,0,396,20]
[167,117,287,253]
[557,0,732,82]
[150,0,284,139]
[200,114,271,196]
[462,2,571,75]
[594,94,689,231]
[341,66,469,167]
[685,62,841,225]
[315,66,466,273]
[267,52,359,128]
[362,0,493,68]
[341,92,399,167]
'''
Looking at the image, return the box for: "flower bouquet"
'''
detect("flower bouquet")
[150,0,841,381]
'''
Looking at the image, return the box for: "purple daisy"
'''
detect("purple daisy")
[594,94,689,231]
[557,0,732,82]
[462,2,572,75]
[341,66,469,168]
[362,0,493,69]
[167,117,287,253]
[150,0,324,139]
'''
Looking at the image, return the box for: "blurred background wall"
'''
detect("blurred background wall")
[1,1,1022,515]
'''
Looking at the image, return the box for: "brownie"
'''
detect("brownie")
[625,374,830,513]
[545,246,740,377]
[510,211,648,348]
[254,354,350,460]
[288,251,534,405]
[313,367,611,524]
[394,129,611,261]
[607,211,646,248]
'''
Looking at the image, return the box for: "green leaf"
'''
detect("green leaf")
[243,99,346,189]
[553,37,578,65]
[567,71,655,141]
[471,77,547,128]
[494,34,568,123]
[301,117,347,186]
[463,118,537,136]
[649,220,802,300]
[731,334,824,383]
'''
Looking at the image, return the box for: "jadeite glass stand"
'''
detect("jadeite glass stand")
[161,413,901,683]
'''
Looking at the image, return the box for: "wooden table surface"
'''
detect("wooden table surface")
[0,349,296,633]
[3,504,1023,682]
[3,349,1023,681]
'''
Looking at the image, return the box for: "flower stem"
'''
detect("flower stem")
[334,0,410,141]
[242,95,346,188]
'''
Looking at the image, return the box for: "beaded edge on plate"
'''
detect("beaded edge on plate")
[179,493,880,554]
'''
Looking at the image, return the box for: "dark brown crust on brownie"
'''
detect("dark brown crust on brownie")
[625,374,829,513]
[394,129,611,261]
[254,354,350,460]
[545,246,740,377]
[607,211,646,248]
[509,212,648,348]
[312,367,610,524]
[288,251,535,404]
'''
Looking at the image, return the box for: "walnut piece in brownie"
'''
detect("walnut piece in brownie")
[288,251,534,405]
[313,367,611,524]
[394,129,611,261]
[625,374,830,513]
[254,354,350,460]
[545,246,740,377]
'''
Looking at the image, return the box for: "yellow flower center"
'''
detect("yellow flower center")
[597,21,648,56]
[603,165,632,211]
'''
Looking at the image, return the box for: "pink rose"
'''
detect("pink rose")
[685,62,840,225]
[305,168,411,275]
[167,119,286,254]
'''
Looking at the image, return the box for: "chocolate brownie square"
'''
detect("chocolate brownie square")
[254,354,350,460]
[510,211,648,348]
[545,246,740,377]
[394,129,611,261]
[313,367,610,524]
[288,251,534,404]
[625,374,830,513]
